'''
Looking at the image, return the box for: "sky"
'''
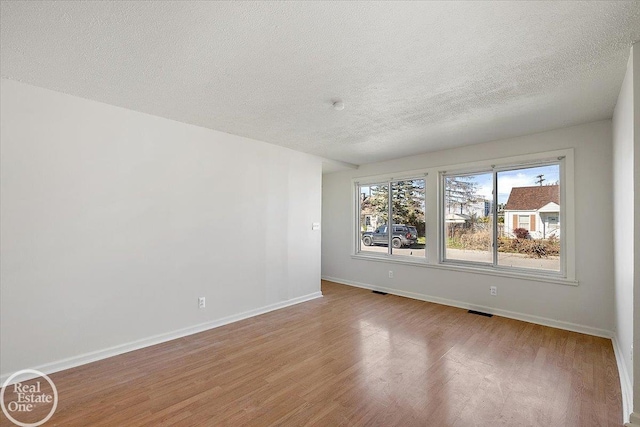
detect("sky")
[475,164,560,204]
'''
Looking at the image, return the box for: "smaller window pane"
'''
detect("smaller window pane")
[498,164,560,272]
[391,179,425,258]
[359,183,390,254]
[444,173,493,264]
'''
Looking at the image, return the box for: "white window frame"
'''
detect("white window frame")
[354,171,428,262]
[518,215,531,230]
[440,157,566,278]
[351,149,576,285]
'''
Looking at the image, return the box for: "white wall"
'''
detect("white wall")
[322,120,613,334]
[0,79,322,378]
[613,46,635,418]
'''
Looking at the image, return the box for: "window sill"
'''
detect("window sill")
[351,253,578,286]
[352,252,430,266]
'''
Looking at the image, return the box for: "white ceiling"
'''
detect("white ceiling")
[2,1,639,167]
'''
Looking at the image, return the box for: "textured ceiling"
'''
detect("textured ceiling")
[2,1,639,166]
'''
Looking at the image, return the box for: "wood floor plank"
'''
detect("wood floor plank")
[0,280,622,426]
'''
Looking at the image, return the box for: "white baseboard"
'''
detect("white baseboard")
[613,334,633,424]
[626,412,640,427]
[321,275,612,338]
[1,291,323,385]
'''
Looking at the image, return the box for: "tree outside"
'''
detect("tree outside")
[360,179,425,241]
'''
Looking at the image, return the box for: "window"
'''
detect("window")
[352,149,573,283]
[357,177,425,259]
[442,161,562,275]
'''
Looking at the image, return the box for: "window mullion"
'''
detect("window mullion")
[356,183,361,253]
[388,180,393,255]
[492,170,498,267]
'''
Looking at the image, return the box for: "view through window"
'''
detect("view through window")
[444,172,493,264]
[443,163,561,273]
[359,178,425,258]
[497,164,560,272]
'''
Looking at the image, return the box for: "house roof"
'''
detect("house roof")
[504,185,559,211]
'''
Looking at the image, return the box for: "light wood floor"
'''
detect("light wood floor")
[1,280,622,426]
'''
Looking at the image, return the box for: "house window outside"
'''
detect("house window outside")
[357,178,425,258]
[518,215,530,230]
[442,162,562,274]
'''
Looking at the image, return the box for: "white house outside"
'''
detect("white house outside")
[503,185,560,238]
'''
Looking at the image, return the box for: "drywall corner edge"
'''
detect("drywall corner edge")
[614,333,633,424]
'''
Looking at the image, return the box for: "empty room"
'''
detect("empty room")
[1,1,639,426]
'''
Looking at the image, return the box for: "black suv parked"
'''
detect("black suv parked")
[362,224,417,249]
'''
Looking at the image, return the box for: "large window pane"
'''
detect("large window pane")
[498,164,560,272]
[390,179,425,257]
[359,183,389,254]
[444,173,493,264]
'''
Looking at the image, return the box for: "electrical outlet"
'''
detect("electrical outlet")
[198,297,206,309]
[490,286,497,296]
[388,270,394,279]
